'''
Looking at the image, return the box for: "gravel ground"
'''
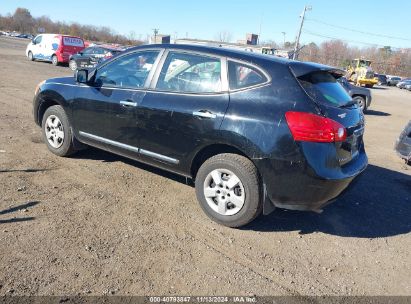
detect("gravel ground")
[0,37,410,296]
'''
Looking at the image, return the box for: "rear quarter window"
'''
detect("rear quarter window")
[228,61,268,90]
[298,71,351,107]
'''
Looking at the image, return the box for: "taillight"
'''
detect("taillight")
[285,111,347,143]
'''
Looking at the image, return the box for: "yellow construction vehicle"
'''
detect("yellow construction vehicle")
[346,58,378,88]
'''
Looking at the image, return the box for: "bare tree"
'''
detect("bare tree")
[215,31,233,43]
[13,8,33,33]
[297,39,411,77]
[0,7,144,46]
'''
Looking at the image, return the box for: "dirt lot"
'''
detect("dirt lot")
[0,36,410,296]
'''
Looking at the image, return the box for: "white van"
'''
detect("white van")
[26,34,85,65]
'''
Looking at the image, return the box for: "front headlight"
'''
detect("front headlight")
[34,80,46,95]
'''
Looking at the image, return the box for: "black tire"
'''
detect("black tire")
[353,96,366,112]
[51,55,59,66]
[28,51,34,61]
[195,153,262,228]
[69,59,77,71]
[41,105,76,157]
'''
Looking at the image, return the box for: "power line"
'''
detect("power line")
[306,18,411,42]
[303,29,404,49]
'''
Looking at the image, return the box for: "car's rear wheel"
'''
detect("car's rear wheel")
[353,96,366,112]
[28,51,34,61]
[69,59,77,71]
[41,105,76,157]
[51,55,59,66]
[195,153,262,228]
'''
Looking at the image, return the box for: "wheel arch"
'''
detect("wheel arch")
[36,94,86,151]
[190,143,252,179]
[352,94,366,99]
[36,92,67,126]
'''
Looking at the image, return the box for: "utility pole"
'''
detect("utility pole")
[281,32,286,47]
[152,28,159,44]
[293,5,312,60]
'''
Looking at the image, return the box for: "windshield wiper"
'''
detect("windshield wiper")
[340,100,358,108]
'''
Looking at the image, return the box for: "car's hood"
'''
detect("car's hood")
[45,76,76,85]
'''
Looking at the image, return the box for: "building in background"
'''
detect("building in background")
[150,34,171,44]
[246,33,258,45]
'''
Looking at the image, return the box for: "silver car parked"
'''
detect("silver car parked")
[397,79,411,89]
[387,76,401,86]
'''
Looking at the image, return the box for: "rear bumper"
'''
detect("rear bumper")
[255,151,368,212]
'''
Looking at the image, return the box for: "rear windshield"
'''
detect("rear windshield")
[62,36,84,47]
[298,71,351,107]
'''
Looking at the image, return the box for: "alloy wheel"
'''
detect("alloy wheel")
[354,96,365,111]
[69,60,77,71]
[45,115,64,149]
[203,168,245,216]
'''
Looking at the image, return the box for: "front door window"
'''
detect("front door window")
[94,50,160,89]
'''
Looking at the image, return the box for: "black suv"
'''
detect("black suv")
[338,77,372,112]
[69,45,123,71]
[33,44,367,227]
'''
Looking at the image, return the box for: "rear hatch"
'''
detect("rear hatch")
[61,36,85,55]
[290,63,365,166]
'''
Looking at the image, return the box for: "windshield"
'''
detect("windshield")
[298,71,352,107]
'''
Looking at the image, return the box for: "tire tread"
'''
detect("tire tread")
[195,153,262,227]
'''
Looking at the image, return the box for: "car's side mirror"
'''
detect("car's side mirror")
[31,39,36,45]
[75,69,89,84]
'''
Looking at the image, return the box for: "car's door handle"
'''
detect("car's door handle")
[120,100,137,107]
[193,110,217,119]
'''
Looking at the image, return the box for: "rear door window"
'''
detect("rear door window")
[156,52,222,93]
[298,71,352,107]
[228,61,267,90]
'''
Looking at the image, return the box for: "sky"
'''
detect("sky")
[1,0,411,49]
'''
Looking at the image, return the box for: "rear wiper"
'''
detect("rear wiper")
[340,100,358,108]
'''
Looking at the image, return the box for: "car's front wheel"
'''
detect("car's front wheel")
[69,59,77,71]
[41,105,76,157]
[353,96,366,112]
[195,153,262,228]
[28,51,34,61]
